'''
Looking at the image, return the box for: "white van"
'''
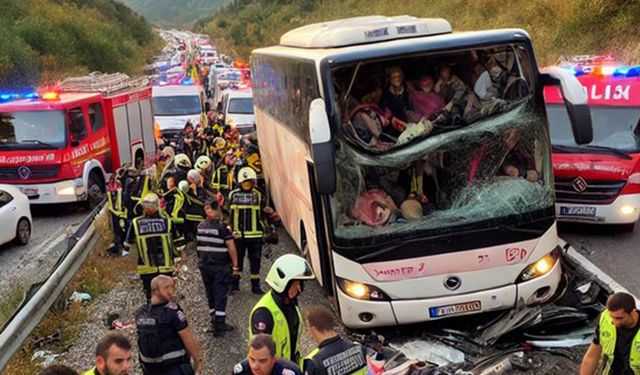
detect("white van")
[152,84,208,141]
[221,89,255,135]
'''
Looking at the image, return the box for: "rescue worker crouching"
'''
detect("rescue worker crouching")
[228,167,272,294]
[135,275,203,375]
[303,306,367,375]
[250,254,315,364]
[125,193,178,300]
[580,292,640,375]
[196,199,240,337]
[233,334,302,375]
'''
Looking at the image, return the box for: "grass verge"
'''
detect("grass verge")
[1,210,134,375]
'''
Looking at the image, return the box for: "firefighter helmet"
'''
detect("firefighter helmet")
[195,155,211,171]
[174,153,191,169]
[265,254,314,294]
[237,167,257,184]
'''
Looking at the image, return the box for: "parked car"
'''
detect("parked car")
[0,184,32,246]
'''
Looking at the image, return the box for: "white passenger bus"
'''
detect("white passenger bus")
[252,16,592,328]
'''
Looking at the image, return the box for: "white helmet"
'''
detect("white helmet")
[265,254,314,294]
[141,192,160,210]
[178,180,189,192]
[162,146,175,159]
[237,167,257,184]
[174,153,191,169]
[187,169,201,184]
[195,155,211,171]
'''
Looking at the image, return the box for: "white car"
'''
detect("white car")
[0,185,32,246]
[221,89,255,135]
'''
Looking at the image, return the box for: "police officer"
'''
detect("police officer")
[125,193,178,300]
[106,168,128,255]
[228,167,269,294]
[250,254,314,364]
[303,307,367,375]
[580,292,640,375]
[82,332,132,375]
[232,334,302,375]
[135,275,203,375]
[196,199,240,336]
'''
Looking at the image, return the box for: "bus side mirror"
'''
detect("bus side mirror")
[309,98,336,195]
[540,67,593,145]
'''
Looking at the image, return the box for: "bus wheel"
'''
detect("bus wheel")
[87,171,105,209]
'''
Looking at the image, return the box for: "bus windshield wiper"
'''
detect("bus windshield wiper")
[499,224,547,236]
[582,145,632,160]
[20,139,56,149]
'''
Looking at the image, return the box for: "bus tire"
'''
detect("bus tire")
[86,171,105,209]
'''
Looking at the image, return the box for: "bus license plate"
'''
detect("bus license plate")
[429,301,482,318]
[560,206,596,217]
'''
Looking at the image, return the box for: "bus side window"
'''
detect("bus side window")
[88,103,104,133]
[68,107,88,144]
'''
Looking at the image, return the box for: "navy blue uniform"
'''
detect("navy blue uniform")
[196,218,234,326]
[232,358,302,375]
[135,301,193,375]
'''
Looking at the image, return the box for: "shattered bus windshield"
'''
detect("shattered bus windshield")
[330,45,554,246]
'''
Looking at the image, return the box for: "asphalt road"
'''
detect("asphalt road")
[0,204,88,296]
[559,222,640,297]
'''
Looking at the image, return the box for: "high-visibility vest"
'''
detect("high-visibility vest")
[249,291,302,363]
[302,341,367,375]
[210,165,235,193]
[599,311,640,374]
[107,189,127,219]
[82,368,98,375]
[162,189,185,225]
[132,215,175,275]
[229,188,263,239]
[184,189,205,222]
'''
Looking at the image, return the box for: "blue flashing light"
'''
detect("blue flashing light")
[181,78,193,85]
[613,67,630,76]
[0,94,11,101]
[626,67,640,77]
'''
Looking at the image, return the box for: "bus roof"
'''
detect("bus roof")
[253,28,531,65]
[280,15,452,49]
[0,92,101,112]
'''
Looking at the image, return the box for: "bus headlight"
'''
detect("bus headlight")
[337,278,389,301]
[516,248,560,283]
[620,205,636,215]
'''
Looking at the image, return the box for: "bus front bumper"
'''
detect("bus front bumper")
[337,256,562,329]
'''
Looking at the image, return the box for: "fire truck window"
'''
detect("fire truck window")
[88,103,104,133]
[68,107,87,142]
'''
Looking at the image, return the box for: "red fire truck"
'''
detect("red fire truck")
[0,73,157,206]
[545,56,640,229]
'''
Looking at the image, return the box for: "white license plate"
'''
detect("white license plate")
[429,301,482,318]
[560,206,596,217]
[19,187,38,197]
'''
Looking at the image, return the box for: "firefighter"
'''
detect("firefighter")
[106,168,128,255]
[162,174,186,248]
[135,275,203,375]
[211,149,238,203]
[228,167,271,294]
[196,199,239,336]
[173,153,192,183]
[250,254,315,364]
[302,306,367,375]
[125,193,178,300]
[195,155,216,198]
[183,169,207,244]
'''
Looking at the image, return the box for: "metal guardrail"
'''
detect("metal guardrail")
[0,202,106,372]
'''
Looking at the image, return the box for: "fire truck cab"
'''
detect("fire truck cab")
[545,56,640,228]
[0,73,157,206]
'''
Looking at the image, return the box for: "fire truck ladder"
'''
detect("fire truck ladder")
[59,72,149,94]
